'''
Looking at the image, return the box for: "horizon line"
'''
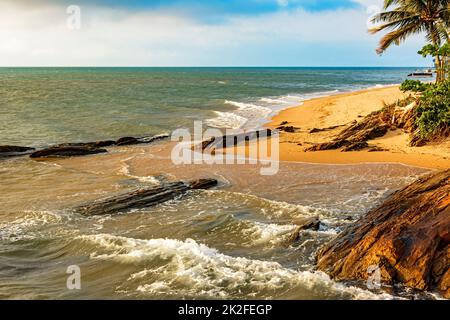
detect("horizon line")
[0,65,429,68]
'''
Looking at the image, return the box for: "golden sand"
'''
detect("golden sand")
[264,86,450,170]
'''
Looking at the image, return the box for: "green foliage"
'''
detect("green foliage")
[416,81,450,139]
[418,43,450,58]
[400,80,430,93]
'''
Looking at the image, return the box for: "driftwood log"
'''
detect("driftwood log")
[75,179,218,216]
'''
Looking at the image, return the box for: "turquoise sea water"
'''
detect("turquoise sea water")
[0,67,417,146]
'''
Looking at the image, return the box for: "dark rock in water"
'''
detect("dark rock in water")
[189,179,219,189]
[280,121,289,126]
[116,134,170,146]
[0,145,35,158]
[75,179,218,216]
[95,140,117,147]
[285,217,321,245]
[138,134,170,144]
[55,141,116,149]
[116,137,140,146]
[316,170,450,299]
[197,129,274,151]
[293,216,321,231]
[30,146,107,158]
[192,137,216,151]
[28,134,169,159]
[0,145,35,153]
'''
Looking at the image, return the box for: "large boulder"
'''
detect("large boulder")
[316,170,450,298]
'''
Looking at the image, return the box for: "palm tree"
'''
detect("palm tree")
[370,0,450,82]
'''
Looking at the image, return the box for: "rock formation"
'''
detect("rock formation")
[316,170,450,298]
[28,133,170,159]
[0,145,35,158]
[30,146,108,158]
[75,179,218,216]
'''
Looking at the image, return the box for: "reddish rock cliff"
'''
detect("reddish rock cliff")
[316,170,450,298]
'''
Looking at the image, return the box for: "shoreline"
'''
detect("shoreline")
[264,85,450,170]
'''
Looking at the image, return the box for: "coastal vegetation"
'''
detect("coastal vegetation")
[370,0,450,83]
[401,79,450,141]
[369,0,450,144]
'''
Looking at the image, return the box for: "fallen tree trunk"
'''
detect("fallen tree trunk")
[316,170,450,298]
[75,179,218,216]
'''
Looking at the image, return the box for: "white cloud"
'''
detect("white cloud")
[277,0,289,7]
[0,1,425,66]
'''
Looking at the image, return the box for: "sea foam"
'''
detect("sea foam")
[79,234,396,300]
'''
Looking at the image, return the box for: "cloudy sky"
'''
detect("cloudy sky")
[0,0,430,66]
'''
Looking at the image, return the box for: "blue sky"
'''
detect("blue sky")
[30,0,360,13]
[0,0,430,66]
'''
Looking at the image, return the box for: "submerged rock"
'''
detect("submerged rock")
[285,217,321,244]
[55,141,116,149]
[293,216,321,231]
[195,129,274,151]
[75,179,218,216]
[116,137,140,146]
[0,145,35,158]
[30,146,108,158]
[116,134,169,146]
[29,134,170,159]
[316,170,450,298]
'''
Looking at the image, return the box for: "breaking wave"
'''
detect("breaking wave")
[79,234,395,299]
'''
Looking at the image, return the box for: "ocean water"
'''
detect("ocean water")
[0,67,417,146]
[0,67,436,300]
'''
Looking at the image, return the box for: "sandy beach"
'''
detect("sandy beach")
[265,86,450,170]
